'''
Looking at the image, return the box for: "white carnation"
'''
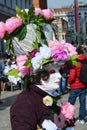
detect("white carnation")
[31,53,43,70]
[40,44,52,59]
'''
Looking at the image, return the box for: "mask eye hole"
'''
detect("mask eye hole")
[48,69,55,74]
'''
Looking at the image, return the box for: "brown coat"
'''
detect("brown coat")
[10,85,53,130]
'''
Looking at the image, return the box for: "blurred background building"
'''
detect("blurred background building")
[53,2,87,45]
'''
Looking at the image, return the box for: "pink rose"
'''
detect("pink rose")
[61,102,76,121]
[48,40,59,50]
[17,66,30,76]
[16,55,29,76]
[52,50,68,62]
[48,40,64,51]
[0,22,6,39]
[5,16,23,33]
[16,55,28,66]
[42,9,54,19]
[64,42,77,56]
[34,8,43,16]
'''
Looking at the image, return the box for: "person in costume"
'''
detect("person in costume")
[10,67,66,130]
[0,6,77,130]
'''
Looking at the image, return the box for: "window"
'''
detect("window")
[62,35,65,39]
[84,12,87,15]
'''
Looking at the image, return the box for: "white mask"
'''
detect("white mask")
[39,72,61,94]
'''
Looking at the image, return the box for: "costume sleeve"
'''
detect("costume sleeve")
[10,95,37,130]
[68,68,76,84]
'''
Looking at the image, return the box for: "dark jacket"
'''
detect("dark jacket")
[68,62,87,90]
[0,59,5,76]
[10,85,53,130]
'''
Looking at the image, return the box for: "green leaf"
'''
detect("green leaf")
[42,58,53,65]
[66,57,79,66]
[34,14,45,26]
[53,95,61,102]
[6,69,19,78]
[6,38,11,50]
[6,38,14,52]
[32,38,40,49]
[11,25,25,37]
[28,6,34,17]
[16,6,21,15]
[28,6,35,23]
[71,60,79,66]
[24,59,32,67]
[16,6,29,23]
[36,26,41,39]
[23,76,28,88]
[20,10,28,23]
[50,109,55,118]
[70,55,78,60]
[17,25,27,40]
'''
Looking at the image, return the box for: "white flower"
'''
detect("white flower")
[35,52,43,62]
[21,9,29,13]
[40,44,52,59]
[43,95,53,106]
[31,53,43,70]
[31,58,41,70]
[42,119,58,130]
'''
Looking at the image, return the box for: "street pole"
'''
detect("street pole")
[74,0,80,46]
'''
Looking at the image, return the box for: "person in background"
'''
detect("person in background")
[76,45,84,54]
[4,49,12,59]
[0,56,5,103]
[59,63,69,94]
[68,54,87,124]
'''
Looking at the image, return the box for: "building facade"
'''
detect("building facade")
[33,0,47,9]
[53,2,87,45]
[52,18,70,42]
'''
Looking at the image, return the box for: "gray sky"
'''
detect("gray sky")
[47,0,87,8]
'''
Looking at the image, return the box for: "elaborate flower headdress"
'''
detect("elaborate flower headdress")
[0,6,78,78]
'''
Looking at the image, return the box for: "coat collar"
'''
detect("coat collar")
[29,84,54,98]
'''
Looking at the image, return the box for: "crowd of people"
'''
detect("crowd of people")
[0,50,20,102]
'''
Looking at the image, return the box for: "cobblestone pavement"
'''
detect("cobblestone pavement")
[0,90,87,130]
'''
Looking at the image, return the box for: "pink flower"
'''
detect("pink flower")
[16,55,29,76]
[48,40,59,50]
[0,22,6,39]
[61,102,76,121]
[29,49,39,58]
[17,66,30,76]
[16,55,28,66]
[5,16,23,33]
[34,8,43,16]
[48,40,64,51]
[42,9,54,19]
[52,50,68,62]
[64,42,77,56]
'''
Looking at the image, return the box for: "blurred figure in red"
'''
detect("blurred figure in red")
[68,54,87,124]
